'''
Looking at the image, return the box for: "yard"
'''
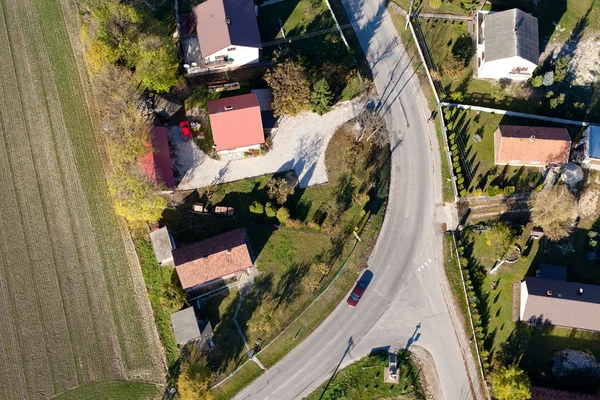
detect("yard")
[159,120,390,395]
[0,0,164,397]
[304,350,424,400]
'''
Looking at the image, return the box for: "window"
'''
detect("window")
[227,47,236,51]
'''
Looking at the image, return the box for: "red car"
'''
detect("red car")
[347,281,367,307]
[180,120,192,141]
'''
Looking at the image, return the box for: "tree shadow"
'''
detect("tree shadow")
[273,260,311,310]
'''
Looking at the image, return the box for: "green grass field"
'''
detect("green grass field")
[0,0,163,397]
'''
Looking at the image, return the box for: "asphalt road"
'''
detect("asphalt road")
[234,0,482,399]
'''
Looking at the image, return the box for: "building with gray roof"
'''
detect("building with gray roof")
[475,9,539,80]
[170,307,214,346]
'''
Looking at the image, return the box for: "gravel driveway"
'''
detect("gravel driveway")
[170,100,360,190]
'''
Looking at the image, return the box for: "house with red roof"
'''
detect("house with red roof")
[208,93,265,154]
[494,125,571,167]
[140,126,175,189]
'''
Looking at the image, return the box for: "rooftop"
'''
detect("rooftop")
[587,125,600,159]
[496,125,571,165]
[149,227,173,265]
[193,0,261,57]
[521,276,600,331]
[139,126,175,189]
[208,93,265,152]
[484,8,539,63]
[170,307,212,345]
[174,229,253,290]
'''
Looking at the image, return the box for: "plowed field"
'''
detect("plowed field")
[0,0,163,398]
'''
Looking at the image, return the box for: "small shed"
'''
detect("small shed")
[150,226,175,266]
[530,227,544,240]
[170,307,214,346]
[154,94,183,120]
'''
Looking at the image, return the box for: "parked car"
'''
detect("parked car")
[180,120,192,141]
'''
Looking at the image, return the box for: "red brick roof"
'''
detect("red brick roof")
[140,126,175,189]
[208,93,264,152]
[494,125,571,166]
[174,230,252,289]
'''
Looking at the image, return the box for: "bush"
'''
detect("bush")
[531,75,543,87]
[542,71,554,86]
[554,55,571,83]
[503,186,515,196]
[490,85,506,102]
[449,133,455,141]
[458,177,465,185]
[451,144,458,151]
[277,207,290,223]
[460,189,467,197]
[450,91,464,102]
[265,202,277,218]
[473,188,483,196]
[249,201,264,214]
[545,90,554,99]
[487,185,500,197]
[267,177,295,204]
[452,35,474,66]
[429,0,442,8]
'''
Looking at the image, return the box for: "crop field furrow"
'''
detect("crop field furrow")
[13,0,126,384]
[0,0,87,392]
[31,0,164,378]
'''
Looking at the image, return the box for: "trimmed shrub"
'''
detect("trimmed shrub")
[503,186,515,196]
[542,71,554,86]
[429,0,442,8]
[451,144,457,151]
[554,55,571,83]
[265,202,277,218]
[449,133,456,141]
[276,207,290,223]
[455,166,462,173]
[460,189,467,197]
[249,201,264,214]
[531,75,543,87]
[487,185,500,197]
[453,155,459,162]
[458,177,465,185]
[473,188,483,196]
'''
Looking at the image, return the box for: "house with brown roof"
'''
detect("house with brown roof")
[494,125,571,167]
[519,275,600,331]
[140,126,175,189]
[189,0,261,74]
[174,229,254,291]
[208,93,265,154]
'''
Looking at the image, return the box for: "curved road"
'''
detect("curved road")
[235,0,482,398]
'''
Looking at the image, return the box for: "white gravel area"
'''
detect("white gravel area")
[170,100,360,190]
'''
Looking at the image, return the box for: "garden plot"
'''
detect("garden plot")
[0,0,163,397]
[171,100,359,190]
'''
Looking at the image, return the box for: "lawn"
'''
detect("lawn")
[211,362,264,400]
[411,1,600,122]
[304,350,424,400]
[160,121,390,395]
[52,380,160,400]
[0,0,163,397]
[391,0,479,16]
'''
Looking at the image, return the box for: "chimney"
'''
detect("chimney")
[226,16,231,24]
[224,105,233,111]
[530,135,535,142]
[546,290,552,296]
[579,288,584,295]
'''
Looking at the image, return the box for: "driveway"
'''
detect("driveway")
[170,100,359,191]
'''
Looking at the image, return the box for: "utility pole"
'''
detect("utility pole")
[405,0,415,30]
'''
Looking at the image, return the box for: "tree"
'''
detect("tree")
[177,362,213,400]
[485,221,515,260]
[310,78,333,115]
[554,55,571,83]
[450,91,464,102]
[491,365,531,400]
[530,185,576,241]
[503,186,515,196]
[530,75,543,88]
[353,107,386,143]
[487,185,500,197]
[491,84,506,102]
[267,177,295,204]
[542,71,554,86]
[264,57,310,116]
[441,56,465,80]
[452,34,474,66]
[277,207,290,223]
[134,36,179,92]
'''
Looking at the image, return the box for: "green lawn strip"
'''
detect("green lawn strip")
[211,362,264,400]
[35,0,159,373]
[520,328,600,392]
[304,350,424,400]
[51,380,160,400]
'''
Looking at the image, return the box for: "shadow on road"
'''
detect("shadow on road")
[317,337,355,400]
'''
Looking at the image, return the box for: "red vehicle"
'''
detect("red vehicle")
[180,120,192,141]
[347,281,368,307]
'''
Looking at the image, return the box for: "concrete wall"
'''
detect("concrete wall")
[217,143,261,155]
[477,55,537,81]
[519,281,528,321]
[205,45,259,68]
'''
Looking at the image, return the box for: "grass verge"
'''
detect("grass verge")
[211,362,264,400]
[51,380,160,400]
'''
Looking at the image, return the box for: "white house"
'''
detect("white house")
[190,0,261,73]
[475,8,539,80]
